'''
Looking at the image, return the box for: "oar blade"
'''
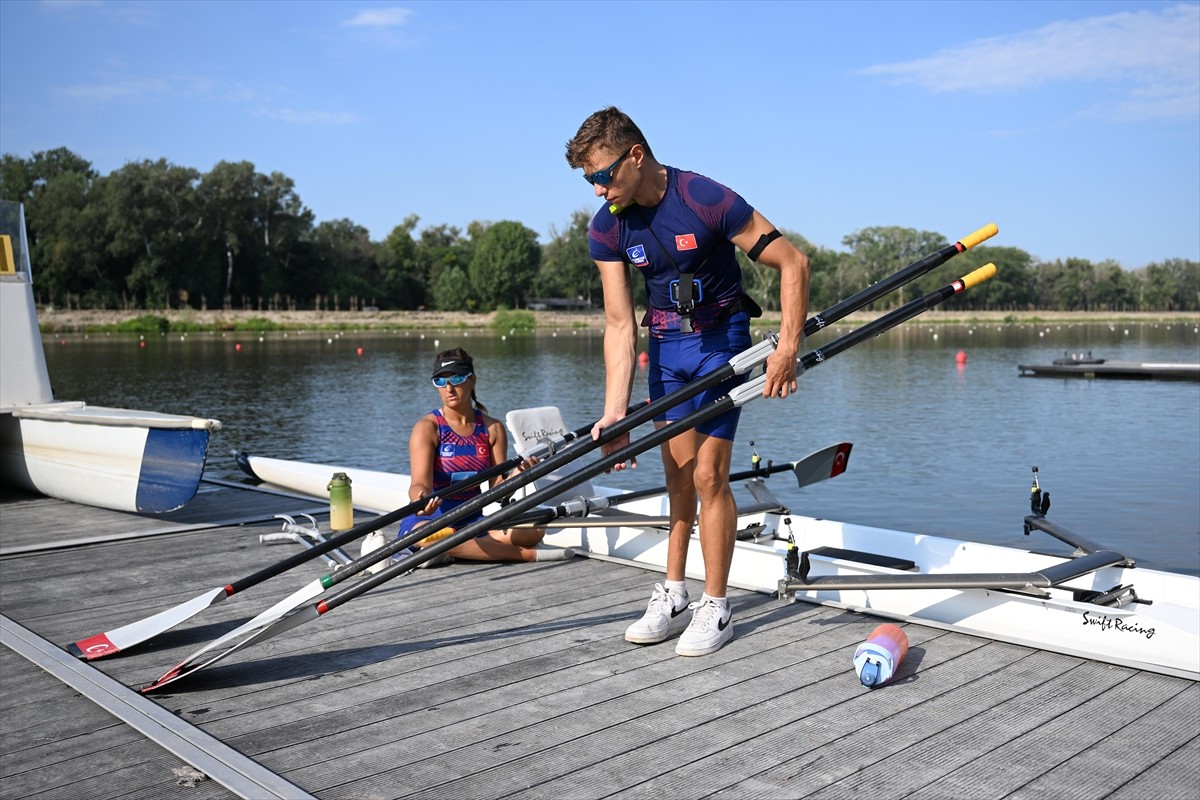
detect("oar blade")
[66,586,228,660]
[141,577,329,689]
[142,604,322,693]
[792,442,852,489]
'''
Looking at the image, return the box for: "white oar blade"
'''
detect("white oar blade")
[67,587,228,660]
[142,577,328,690]
[793,442,852,489]
[142,604,322,693]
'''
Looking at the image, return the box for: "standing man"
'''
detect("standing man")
[565,107,810,656]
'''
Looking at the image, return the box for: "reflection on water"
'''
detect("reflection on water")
[42,320,1200,575]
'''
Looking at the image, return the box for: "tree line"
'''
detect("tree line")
[2,148,1196,314]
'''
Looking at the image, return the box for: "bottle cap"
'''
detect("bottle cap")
[859,660,881,687]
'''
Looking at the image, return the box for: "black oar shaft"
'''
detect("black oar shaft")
[807,223,996,329]
[316,264,996,616]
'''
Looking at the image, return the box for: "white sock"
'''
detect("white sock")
[665,580,688,599]
[701,593,728,610]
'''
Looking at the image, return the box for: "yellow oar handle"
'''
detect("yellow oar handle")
[958,223,999,251]
[961,263,997,289]
[417,526,456,548]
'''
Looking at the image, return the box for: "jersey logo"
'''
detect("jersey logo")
[626,244,649,268]
[675,234,697,251]
[440,444,456,459]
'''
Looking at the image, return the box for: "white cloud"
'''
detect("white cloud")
[256,107,364,126]
[859,3,1199,121]
[56,76,170,102]
[343,7,413,28]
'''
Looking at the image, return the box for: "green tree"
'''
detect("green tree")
[433,264,474,311]
[309,219,379,309]
[100,159,201,308]
[380,214,427,308]
[468,220,541,310]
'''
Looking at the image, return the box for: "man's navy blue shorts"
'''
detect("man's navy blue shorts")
[647,312,752,441]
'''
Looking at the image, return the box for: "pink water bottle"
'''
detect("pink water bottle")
[853,623,909,688]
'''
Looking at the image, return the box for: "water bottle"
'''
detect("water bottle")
[328,472,353,531]
[853,623,909,688]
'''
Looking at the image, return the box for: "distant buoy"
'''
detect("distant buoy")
[356,347,364,356]
[235,343,242,352]
[955,351,967,364]
[139,341,146,349]
[637,351,649,366]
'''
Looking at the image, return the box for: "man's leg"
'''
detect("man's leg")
[675,431,737,656]
[658,422,698,582]
[693,432,736,598]
[623,423,698,645]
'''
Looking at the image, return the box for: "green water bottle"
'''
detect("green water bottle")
[328,472,353,531]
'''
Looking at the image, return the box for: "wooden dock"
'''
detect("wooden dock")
[2,481,1197,799]
[1018,360,1200,381]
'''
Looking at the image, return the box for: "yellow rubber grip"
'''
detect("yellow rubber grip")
[958,223,999,250]
[417,526,455,548]
[961,263,997,289]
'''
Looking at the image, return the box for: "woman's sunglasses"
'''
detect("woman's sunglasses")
[583,147,633,186]
[432,372,473,388]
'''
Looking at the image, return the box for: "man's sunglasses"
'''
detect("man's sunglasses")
[583,147,633,186]
[432,372,473,388]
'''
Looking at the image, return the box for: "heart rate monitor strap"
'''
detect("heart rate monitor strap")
[747,230,782,262]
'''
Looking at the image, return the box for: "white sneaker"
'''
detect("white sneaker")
[625,584,690,644]
[675,598,733,656]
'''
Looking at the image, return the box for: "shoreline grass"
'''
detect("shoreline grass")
[37,307,1200,335]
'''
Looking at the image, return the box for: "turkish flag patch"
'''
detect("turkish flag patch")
[675,233,698,251]
[477,444,489,458]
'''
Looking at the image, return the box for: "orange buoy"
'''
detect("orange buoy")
[955,351,967,364]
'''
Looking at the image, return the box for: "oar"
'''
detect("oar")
[141,263,995,692]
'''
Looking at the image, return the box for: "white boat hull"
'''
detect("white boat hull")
[235,453,1200,681]
[0,404,218,514]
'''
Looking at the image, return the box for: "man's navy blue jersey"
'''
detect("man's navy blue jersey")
[589,167,754,334]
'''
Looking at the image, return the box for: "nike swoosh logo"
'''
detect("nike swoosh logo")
[718,615,731,631]
[440,361,454,367]
[670,605,687,618]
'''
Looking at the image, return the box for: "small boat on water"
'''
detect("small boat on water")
[1020,351,1199,381]
[0,200,221,513]
[236,439,1200,682]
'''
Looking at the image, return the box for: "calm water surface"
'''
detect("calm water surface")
[42,320,1200,576]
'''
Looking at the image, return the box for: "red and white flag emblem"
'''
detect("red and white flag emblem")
[675,234,698,251]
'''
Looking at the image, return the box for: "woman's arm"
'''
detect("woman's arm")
[408,415,441,514]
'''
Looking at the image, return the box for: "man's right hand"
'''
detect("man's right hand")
[592,414,637,472]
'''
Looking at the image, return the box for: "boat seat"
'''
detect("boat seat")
[805,546,917,572]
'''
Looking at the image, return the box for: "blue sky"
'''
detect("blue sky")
[1,0,1197,269]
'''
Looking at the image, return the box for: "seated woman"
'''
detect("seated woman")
[396,347,572,565]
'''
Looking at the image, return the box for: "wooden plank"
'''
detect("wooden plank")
[1004,682,1199,800]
